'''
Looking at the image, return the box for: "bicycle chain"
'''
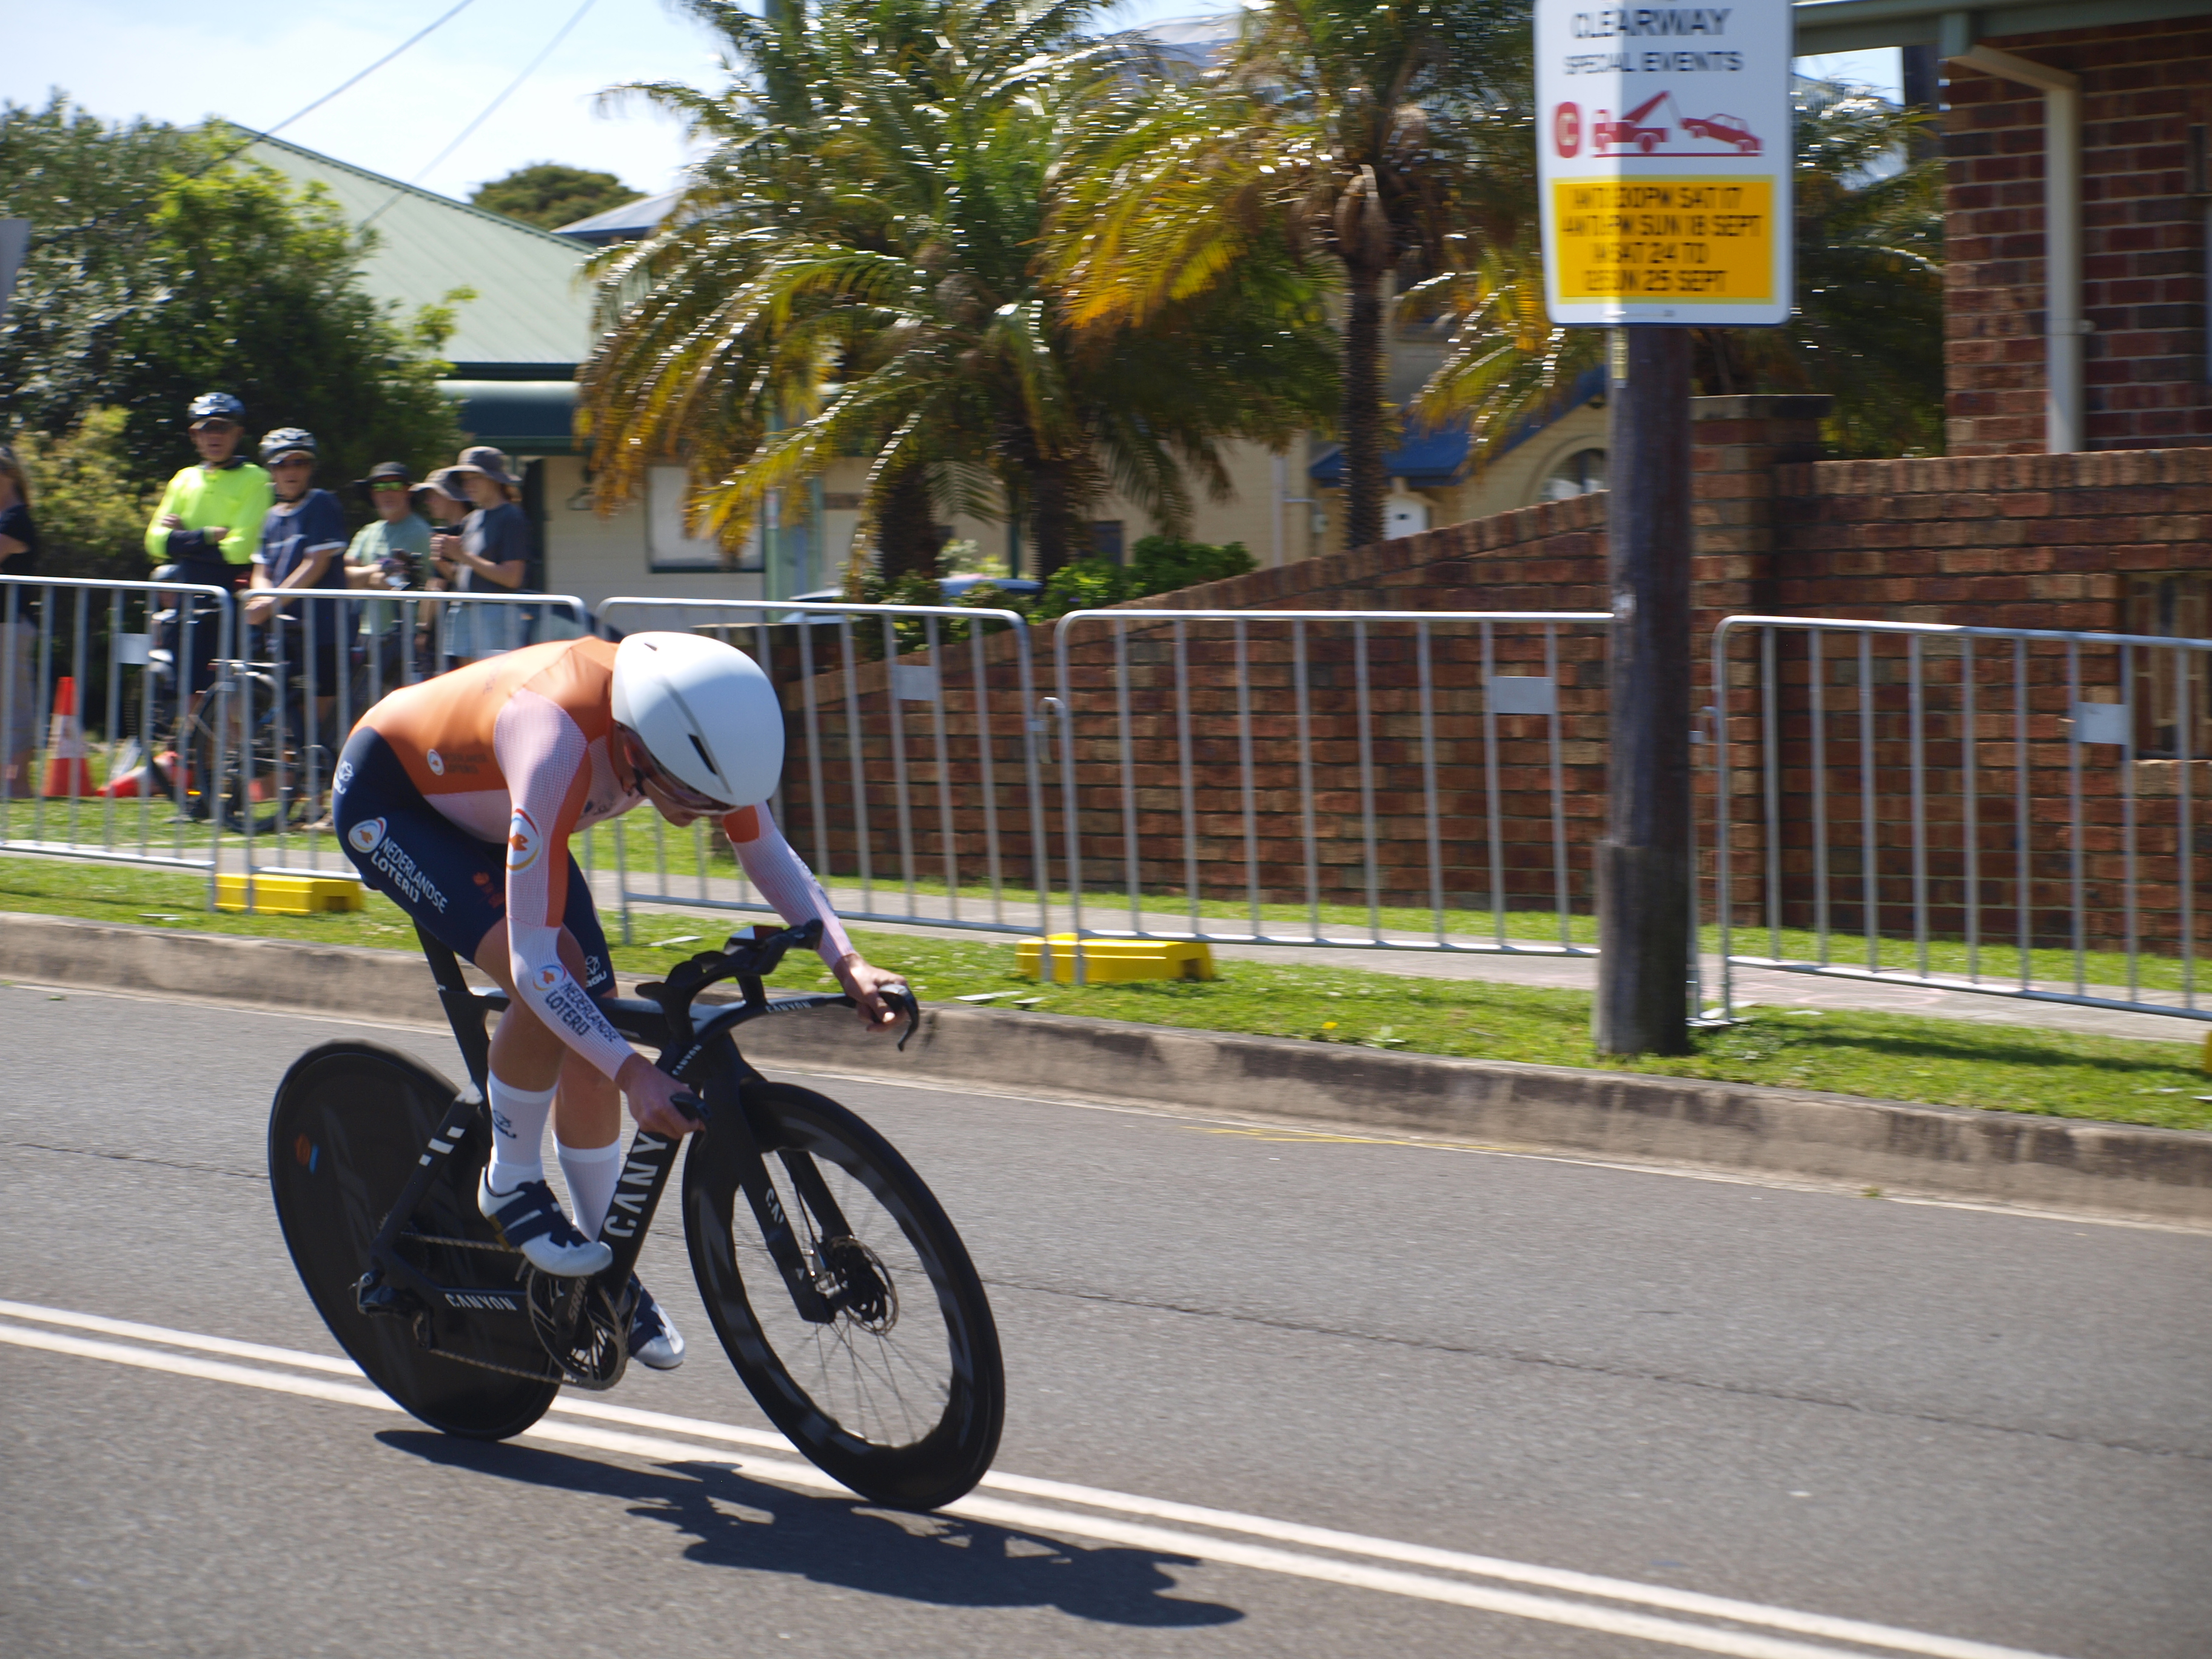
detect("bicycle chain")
[394,1230,615,1389]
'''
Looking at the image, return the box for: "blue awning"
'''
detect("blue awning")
[1310,369,1607,488]
[1308,421,1471,489]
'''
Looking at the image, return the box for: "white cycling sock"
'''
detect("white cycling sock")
[556,1136,623,1242]
[484,1075,558,1195]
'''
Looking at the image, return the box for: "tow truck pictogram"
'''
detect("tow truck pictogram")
[1594,93,1671,155]
[1588,93,1766,158]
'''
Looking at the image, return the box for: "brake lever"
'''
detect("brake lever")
[669,1091,707,1128]
[886,986,920,1053]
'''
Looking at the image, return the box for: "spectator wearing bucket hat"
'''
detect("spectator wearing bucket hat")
[429,446,530,665]
[345,462,434,666]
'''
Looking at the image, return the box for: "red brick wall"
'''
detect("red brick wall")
[769,405,2212,952]
[1945,16,2212,454]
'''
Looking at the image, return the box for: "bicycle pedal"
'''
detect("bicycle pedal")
[355,1269,407,1319]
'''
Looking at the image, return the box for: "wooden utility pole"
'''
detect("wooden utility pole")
[1594,327,1693,1056]
[1531,0,1788,1055]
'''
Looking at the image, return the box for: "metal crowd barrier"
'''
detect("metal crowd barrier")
[594,596,1048,945]
[245,588,591,879]
[1711,615,2212,1023]
[2,573,237,898]
[1050,608,1615,970]
[0,574,588,892]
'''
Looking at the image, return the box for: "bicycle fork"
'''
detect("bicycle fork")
[679,1051,843,1327]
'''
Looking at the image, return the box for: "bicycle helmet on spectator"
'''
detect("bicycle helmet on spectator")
[187,392,246,427]
[610,632,784,809]
[259,427,318,465]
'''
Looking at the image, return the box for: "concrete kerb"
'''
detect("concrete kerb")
[7,910,2209,1227]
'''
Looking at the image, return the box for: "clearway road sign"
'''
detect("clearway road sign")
[1535,4,1793,326]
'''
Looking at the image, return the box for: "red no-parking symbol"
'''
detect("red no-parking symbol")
[1553,102,1581,158]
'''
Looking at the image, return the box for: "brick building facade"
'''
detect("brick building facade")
[1944,13,2212,452]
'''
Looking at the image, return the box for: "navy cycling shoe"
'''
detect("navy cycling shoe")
[477,1172,615,1278]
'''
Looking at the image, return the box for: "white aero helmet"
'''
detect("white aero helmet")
[610,632,785,807]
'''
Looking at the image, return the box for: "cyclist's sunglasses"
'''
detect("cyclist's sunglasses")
[370,480,409,492]
[190,420,240,435]
[637,749,732,816]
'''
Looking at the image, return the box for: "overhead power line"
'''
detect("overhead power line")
[201,0,482,179]
[360,0,601,229]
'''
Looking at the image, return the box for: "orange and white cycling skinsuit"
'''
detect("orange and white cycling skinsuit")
[337,637,853,1081]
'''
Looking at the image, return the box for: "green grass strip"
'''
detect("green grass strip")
[4,852,2207,1133]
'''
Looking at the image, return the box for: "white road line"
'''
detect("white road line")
[0,1305,2076,1659]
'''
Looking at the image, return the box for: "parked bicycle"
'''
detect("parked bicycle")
[147,582,346,833]
[268,919,1005,1511]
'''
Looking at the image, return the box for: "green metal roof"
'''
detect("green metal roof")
[1795,0,2212,53]
[238,130,597,369]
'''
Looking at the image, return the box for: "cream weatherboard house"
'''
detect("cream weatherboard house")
[243,129,1608,602]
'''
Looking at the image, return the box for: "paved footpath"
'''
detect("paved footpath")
[3,981,2207,1658]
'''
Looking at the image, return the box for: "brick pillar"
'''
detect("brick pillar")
[1688,394,1829,938]
[1691,393,1831,626]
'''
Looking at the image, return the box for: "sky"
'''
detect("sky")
[8,1,1903,212]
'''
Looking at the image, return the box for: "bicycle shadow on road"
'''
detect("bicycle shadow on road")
[379,1430,1244,1628]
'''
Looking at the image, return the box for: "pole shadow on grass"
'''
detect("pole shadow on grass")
[378,1430,1243,1627]
[1761,1024,2200,1078]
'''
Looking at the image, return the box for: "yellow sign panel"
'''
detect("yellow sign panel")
[1550,177,1774,305]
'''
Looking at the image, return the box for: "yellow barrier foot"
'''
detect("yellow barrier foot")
[1016,934,1215,984]
[215,870,366,915]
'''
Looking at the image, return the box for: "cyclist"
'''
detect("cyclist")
[146,392,270,587]
[330,632,905,1370]
[145,394,272,699]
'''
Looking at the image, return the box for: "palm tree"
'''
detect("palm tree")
[1408,85,1946,463]
[577,0,1335,581]
[1054,0,1527,551]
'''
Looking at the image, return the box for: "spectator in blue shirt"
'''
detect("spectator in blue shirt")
[246,428,350,729]
[430,446,531,664]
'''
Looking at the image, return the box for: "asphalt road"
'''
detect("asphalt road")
[2,982,2207,1659]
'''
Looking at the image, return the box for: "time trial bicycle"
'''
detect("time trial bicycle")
[267,919,1005,1511]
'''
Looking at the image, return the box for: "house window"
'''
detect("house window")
[648,466,760,571]
[2125,574,2212,757]
[1540,448,1607,501]
[1089,520,1125,564]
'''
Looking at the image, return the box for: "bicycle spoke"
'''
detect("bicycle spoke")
[727,1131,954,1451]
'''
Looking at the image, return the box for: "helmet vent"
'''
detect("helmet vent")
[688,732,719,775]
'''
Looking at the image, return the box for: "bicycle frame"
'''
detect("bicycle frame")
[358,923,910,1347]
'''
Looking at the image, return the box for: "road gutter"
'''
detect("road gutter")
[7,910,2207,1226]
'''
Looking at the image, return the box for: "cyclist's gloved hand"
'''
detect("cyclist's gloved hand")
[616,1053,706,1138]
[834,953,907,1033]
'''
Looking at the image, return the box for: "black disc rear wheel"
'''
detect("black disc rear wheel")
[269,1042,558,1439]
[683,1081,1004,1510]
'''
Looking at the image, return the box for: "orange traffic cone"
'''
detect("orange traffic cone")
[40,677,96,797]
[96,749,178,799]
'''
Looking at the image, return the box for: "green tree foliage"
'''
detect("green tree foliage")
[1407,85,1946,461]
[470,163,640,231]
[11,409,159,583]
[578,0,1337,582]
[1054,0,1528,551]
[841,533,1255,656]
[0,95,465,534]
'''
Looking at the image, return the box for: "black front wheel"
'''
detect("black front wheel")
[683,1081,1005,1510]
[269,1042,559,1439]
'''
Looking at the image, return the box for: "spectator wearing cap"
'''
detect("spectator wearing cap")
[346,463,434,678]
[246,428,349,742]
[429,446,530,664]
